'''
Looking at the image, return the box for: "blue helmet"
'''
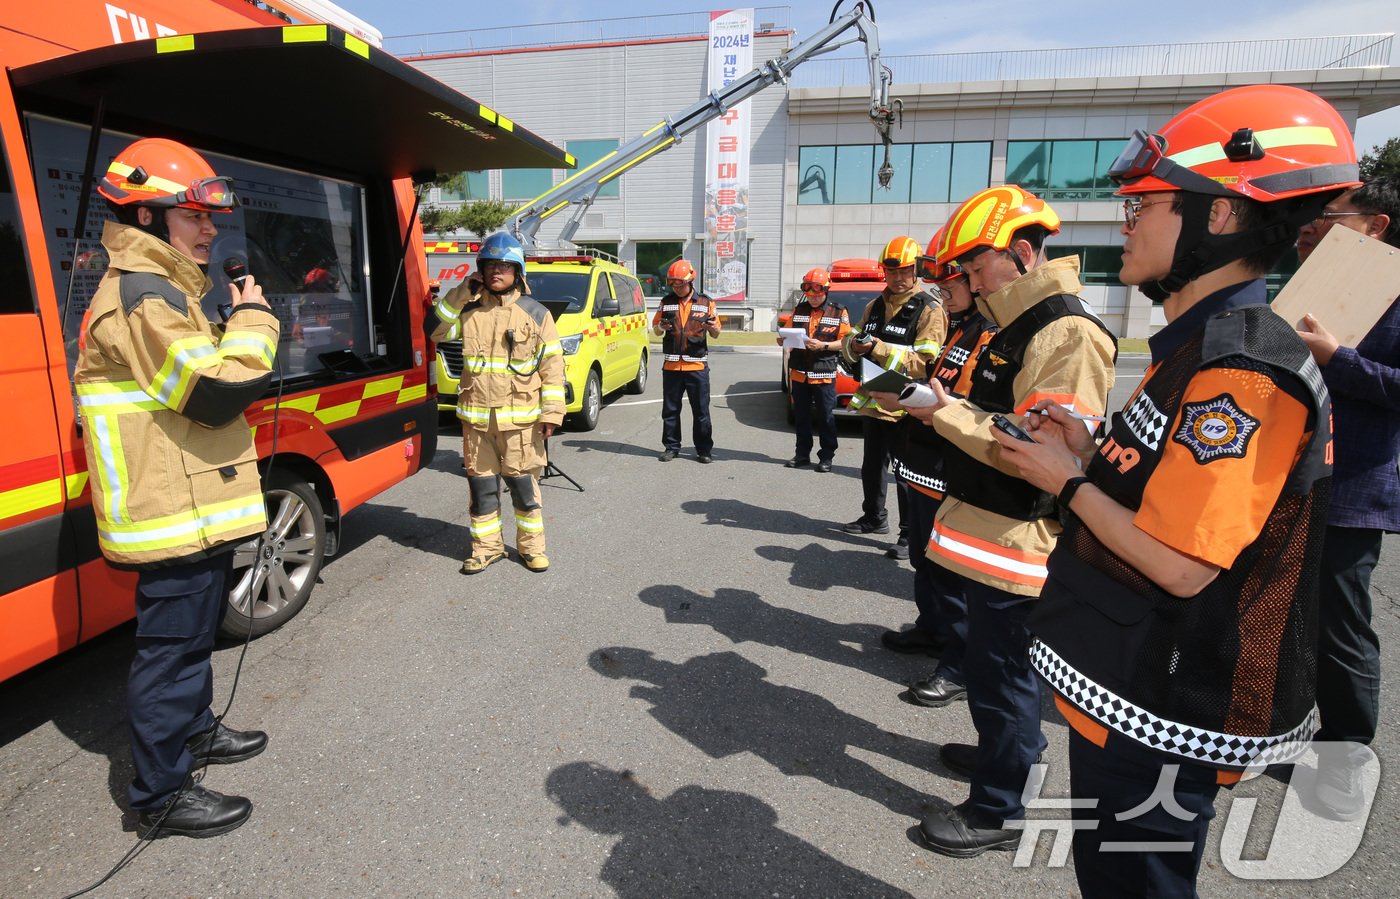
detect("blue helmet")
[478,231,529,294]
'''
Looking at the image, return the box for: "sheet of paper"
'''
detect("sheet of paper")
[777,327,808,349]
[1270,226,1400,348]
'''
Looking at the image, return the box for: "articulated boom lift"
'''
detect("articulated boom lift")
[506,1,902,248]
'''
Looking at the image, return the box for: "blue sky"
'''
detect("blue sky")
[338,0,1400,151]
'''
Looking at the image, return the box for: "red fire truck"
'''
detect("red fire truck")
[0,1,570,680]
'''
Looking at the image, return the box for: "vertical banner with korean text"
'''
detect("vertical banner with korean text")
[703,8,753,304]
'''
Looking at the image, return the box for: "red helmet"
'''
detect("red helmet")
[667,259,696,282]
[98,138,238,212]
[879,236,921,269]
[919,227,965,283]
[937,186,1060,264]
[1108,84,1360,202]
[800,268,831,294]
[302,267,337,293]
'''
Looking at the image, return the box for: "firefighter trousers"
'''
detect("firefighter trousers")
[463,417,547,558]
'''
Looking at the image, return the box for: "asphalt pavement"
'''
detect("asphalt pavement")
[2,348,1397,897]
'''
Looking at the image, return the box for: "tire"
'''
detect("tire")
[569,369,603,432]
[219,472,326,638]
[625,350,648,395]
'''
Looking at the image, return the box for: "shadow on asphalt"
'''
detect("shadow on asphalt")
[720,378,792,433]
[546,760,917,898]
[637,584,911,685]
[588,646,937,819]
[679,497,899,551]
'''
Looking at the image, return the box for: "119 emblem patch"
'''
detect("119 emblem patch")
[1173,394,1259,464]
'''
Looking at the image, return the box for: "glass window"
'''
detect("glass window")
[27,115,372,379]
[1097,139,1126,194]
[595,269,615,314]
[950,142,992,202]
[529,270,591,317]
[1047,140,1098,199]
[614,274,644,315]
[635,241,685,298]
[872,143,912,204]
[834,145,874,205]
[437,171,488,202]
[566,139,621,199]
[0,138,36,314]
[1048,244,1126,286]
[798,146,834,205]
[1006,141,1049,191]
[910,143,952,203]
[502,168,554,202]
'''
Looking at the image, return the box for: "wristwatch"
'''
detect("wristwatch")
[1057,476,1092,511]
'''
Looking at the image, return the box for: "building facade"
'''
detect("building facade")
[399,14,1400,336]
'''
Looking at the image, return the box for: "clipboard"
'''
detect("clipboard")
[860,357,914,394]
[1270,226,1400,347]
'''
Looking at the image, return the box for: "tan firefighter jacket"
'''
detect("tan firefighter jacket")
[431,283,565,429]
[849,285,948,422]
[927,256,1117,596]
[74,222,280,568]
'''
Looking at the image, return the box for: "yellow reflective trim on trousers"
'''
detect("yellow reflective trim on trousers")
[1169,125,1338,168]
[515,512,544,533]
[284,24,328,44]
[397,383,428,404]
[0,479,62,522]
[363,376,404,400]
[469,514,503,537]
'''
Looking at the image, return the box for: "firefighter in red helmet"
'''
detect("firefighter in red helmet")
[652,259,721,462]
[79,137,279,838]
[777,267,850,472]
[995,85,1361,896]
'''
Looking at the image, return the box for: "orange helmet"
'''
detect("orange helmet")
[1108,84,1360,202]
[879,236,921,269]
[919,227,965,283]
[936,186,1060,264]
[667,259,696,282]
[98,138,238,212]
[800,268,831,294]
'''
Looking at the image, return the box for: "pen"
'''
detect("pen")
[1032,407,1107,423]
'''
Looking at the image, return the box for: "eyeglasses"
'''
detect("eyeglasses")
[1313,211,1371,225]
[1122,197,1175,229]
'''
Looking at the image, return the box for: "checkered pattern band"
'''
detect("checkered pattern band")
[895,459,945,493]
[1121,391,1168,451]
[1031,639,1317,769]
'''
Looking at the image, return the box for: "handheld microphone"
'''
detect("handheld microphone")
[223,255,249,288]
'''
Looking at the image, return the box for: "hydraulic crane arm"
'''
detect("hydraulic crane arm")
[506,1,900,247]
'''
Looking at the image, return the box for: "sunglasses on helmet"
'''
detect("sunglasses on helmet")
[916,254,964,284]
[1107,130,1235,197]
[142,175,240,211]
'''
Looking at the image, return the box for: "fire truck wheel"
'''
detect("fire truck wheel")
[625,350,648,395]
[220,472,327,638]
[568,369,602,432]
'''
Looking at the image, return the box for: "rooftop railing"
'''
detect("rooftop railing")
[385,6,791,57]
[789,33,1395,88]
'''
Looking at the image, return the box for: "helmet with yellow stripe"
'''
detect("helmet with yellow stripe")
[919,226,966,284]
[1108,84,1360,203]
[879,236,921,270]
[936,186,1060,265]
[99,138,238,212]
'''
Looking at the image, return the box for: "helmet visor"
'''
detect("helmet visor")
[146,175,239,211]
[917,254,963,284]
[800,281,827,294]
[1107,131,1168,185]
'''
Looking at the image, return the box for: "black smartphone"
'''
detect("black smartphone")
[991,413,1036,443]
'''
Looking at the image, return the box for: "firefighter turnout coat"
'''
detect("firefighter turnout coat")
[849,286,947,422]
[927,256,1117,595]
[74,222,279,568]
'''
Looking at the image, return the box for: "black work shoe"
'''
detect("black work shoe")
[658,449,677,462]
[886,536,910,560]
[1315,754,1369,821]
[186,722,267,766]
[910,674,968,708]
[137,781,252,839]
[814,461,832,473]
[917,802,1020,858]
[784,457,811,468]
[697,454,713,464]
[843,518,890,535]
[880,628,944,657]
